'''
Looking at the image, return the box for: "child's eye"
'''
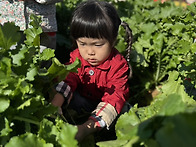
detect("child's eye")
[95,44,104,47]
[80,43,85,46]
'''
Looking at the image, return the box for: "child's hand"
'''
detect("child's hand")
[75,124,87,142]
[75,119,98,142]
[51,93,65,107]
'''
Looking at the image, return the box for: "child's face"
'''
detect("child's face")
[76,37,112,66]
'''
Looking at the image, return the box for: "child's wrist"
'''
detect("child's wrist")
[89,115,106,129]
[55,81,72,101]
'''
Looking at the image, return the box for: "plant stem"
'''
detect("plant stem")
[155,53,161,86]
[13,116,40,126]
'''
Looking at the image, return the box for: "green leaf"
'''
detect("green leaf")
[29,14,42,29]
[47,57,80,83]
[191,43,196,53]
[141,23,157,35]
[39,118,78,146]
[12,46,29,66]
[0,22,21,50]
[170,22,185,35]
[97,139,131,147]
[5,133,53,147]
[33,105,57,121]
[17,98,32,110]
[177,40,191,54]
[156,112,196,147]
[24,27,42,47]
[0,57,12,76]
[40,49,55,61]
[58,122,78,147]
[0,118,12,137]
[26,66,38,81]
[161,71,195,104]
[157,94,186,116]
[116,110,140,140]
[153,33,164,53]
[38,119,59,145]
[19,80,32,95]
[0,97,10,113]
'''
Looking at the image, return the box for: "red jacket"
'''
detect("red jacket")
[64,48,129,114]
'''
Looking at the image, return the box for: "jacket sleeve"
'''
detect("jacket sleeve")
[35,0,63,4]
[90,102,117,129]
[91,58,130,129]
[102,58,130,114]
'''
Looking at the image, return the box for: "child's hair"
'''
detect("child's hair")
[70,0,132,77]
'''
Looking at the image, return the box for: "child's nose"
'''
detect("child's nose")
[87,47,95,55]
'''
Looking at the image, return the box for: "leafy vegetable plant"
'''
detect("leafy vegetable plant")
[0,15,80,146]
[113,0,196,105]
[97,71,196,147]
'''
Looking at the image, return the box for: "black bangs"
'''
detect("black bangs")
[71,14,111,40]
[70,0,121,46]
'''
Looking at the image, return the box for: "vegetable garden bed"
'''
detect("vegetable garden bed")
[0,0,196,146]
